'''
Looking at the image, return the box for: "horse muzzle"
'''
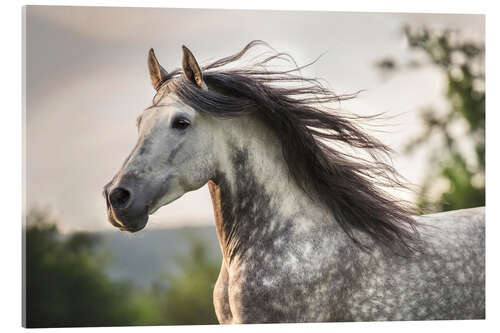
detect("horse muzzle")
[103,181,150,233]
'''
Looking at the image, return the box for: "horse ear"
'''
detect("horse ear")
[148,48,168,91]
[181,45,204,88]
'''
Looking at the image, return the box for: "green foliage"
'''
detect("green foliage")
[25,208,140,327]
[376,26,485,212]
[149,232,220,325]
[25,208,220,327]
[121,232,221,326]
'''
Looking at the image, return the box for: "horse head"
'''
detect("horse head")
[103,46,218,232]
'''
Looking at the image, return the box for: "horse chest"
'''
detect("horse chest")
[213,248,349,323]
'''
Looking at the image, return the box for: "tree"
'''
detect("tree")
[25,208,140,327]
[376,26,485,212]
[25,208,222,327]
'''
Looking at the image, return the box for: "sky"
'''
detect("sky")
[24,6,484,233]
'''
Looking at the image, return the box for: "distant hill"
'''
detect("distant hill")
[97,225,221,287]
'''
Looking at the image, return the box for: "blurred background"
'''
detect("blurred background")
[24,6,484,327]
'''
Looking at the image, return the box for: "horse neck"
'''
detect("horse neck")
[208,116,335,264]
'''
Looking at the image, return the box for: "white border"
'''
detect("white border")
[2,0,498,332]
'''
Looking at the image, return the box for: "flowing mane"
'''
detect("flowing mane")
[157,40,420,254]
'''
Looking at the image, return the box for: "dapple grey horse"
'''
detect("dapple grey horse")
[103,41,485,323]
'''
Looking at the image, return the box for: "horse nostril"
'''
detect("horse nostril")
[109,187,131,209]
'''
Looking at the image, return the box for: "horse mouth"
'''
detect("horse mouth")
[118,222,147,233]
[107,206,149,233]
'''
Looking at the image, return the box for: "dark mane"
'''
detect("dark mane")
[161,41,421,254]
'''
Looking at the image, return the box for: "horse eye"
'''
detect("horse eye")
[172,117,191,130]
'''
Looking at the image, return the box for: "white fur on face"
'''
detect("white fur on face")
[125,92,219,214]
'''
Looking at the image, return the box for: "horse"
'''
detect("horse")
[103,41,485,323]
